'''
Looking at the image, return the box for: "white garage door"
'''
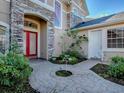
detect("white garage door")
[89,30,102,59]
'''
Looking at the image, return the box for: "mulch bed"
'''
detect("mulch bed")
[90,63,124,86]
[0,82,40,93]
[50,57,87,65]
[56,70,73,77]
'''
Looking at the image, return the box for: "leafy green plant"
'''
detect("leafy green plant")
[108,56,124,79]
[0,42,32,92]
[68,57,78,65]
[111,56,124,63]
[67,31,88,52]
[64,50,82,59]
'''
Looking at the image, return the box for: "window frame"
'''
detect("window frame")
[107,28,124,49]
[0,24,7,53]
[104,26,124,52]
[54,0,62,29]
[24,20,38,30]
[0,22,9,53]
[0,27,6,52]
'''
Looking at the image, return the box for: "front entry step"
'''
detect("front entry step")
[90,58,102,61]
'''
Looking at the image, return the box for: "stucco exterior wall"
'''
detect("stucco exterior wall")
[0,0,10,52]
[40,20,47,59]
[53,30,74,57]
[0,0,10,24]
[78,31,88,57]
[103,52,124,62]
[53,30,65,56]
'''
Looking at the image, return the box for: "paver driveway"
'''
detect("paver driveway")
[29,59,124,93]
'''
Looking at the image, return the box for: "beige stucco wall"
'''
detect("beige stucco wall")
[54,29,89,57]
[0,0,10,24]
[53,1,70,57]
[40,20,47,59]
[78,31,88,57]
[78,23,124,62]
[53,30,65,56]
[104,52,124,62]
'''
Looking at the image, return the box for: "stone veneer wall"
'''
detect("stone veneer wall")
[67,13,71,29]
[11,0,55,59]
[67,12,83,28]
[70,13,83,28]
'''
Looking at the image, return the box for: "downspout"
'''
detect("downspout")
[9,0,12,49]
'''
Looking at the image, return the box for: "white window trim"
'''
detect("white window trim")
[54,0,63,29]
[103,27,124,52]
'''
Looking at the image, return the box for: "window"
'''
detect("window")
[0,26,6,53]
[107,28,124,48]
[24,20,38,29]
[54,0,62,28]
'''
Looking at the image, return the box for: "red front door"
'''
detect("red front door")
[24,31,38,57]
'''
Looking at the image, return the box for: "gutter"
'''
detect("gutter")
[9,0,12,49]
[71,18,124,31]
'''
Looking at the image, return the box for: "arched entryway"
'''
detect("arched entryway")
[23,14,48,59]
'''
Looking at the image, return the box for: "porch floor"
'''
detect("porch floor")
[29,60,124,93]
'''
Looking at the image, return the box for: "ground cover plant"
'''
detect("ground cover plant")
[91,56,124,86]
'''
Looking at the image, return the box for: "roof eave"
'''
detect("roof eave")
[71,19,124,31]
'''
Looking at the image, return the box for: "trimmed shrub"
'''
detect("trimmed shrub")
[108,56,124,79]
[111,56,124,63]
[0,43,32,92]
